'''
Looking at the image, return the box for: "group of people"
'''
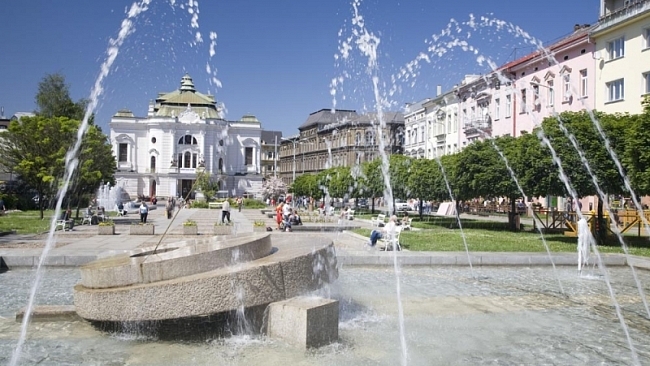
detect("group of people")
[275,200,303,232]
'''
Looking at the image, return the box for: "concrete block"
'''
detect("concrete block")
[267,296,338,348]
[377,253,431,266]
[42,256,66,266]
[64,256,97,266]
[1,256,34,267]
[430,255,461,265]
[16,305,81,322]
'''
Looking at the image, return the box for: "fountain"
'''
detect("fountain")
[73,233,337,323]
[5,1,650,365]
[95,183,128,212]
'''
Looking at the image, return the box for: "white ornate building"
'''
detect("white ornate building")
[109,74,263,200]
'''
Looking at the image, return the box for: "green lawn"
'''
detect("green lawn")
[354,220,650,257]
[0,210,96,235]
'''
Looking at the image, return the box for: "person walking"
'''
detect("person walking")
[236,196,243,212]
[165,197,174,219]
[221,199,231,224]
[139,202,149,223]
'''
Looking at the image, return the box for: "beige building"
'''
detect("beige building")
[278,109,405,185]
[260,130,282,181]
[591,0,650,114]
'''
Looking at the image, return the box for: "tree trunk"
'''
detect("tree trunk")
[597,198,606,244]
[419,200,423,221]
[371,195,375,215]
[509,196,519,231]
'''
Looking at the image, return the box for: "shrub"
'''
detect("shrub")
[191,200,209,209]
[243,198,266,209]
[98,220,115,226]
[183,220,197,226]
[253,220,266,227]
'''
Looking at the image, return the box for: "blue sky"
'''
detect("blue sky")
[0,0,598,136]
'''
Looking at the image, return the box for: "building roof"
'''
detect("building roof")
[498,25,594,72]
[11,112,35,120]
[261,130,282,145]
[298,109,359,130]
[153,74,221,119]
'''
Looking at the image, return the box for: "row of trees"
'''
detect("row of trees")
[0,73,115,218]
[291,98,650,237]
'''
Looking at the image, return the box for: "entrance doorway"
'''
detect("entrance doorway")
[180,179,195,200]
[149,180,157,198]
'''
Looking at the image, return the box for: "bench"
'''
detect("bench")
[379,226,403,251]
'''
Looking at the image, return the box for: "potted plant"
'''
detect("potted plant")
[213,221,233,235]
[130,222,155,235]
[98,220,115,235]
[183,219,198,235]
[253,220,267,232]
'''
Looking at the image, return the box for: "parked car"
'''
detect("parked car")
[356,198,369,209]
[394,199,410,211]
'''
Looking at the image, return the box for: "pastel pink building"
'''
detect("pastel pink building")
[457,25,595,147]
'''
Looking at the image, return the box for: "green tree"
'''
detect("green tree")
[407,158,441,219]
[360,159,383,213]
[388,154,411,214]
[35,73,89,121]
[292,174,322,203]
[0,116,78,218]
[625,101,650,195]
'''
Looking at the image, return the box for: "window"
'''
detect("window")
[150,156,156,171]
[118,143,128,162]
[178,135,197,145]
[177,152,198,168]
[532,85,540,108]
[562,73,571,102]
[607,37,625,60]
[494,98,500,119]
[365,131,374,145]
[643,72,650,95]
[505,95,512,118]
[520,89,527,113]
[245,147,253,165]
[419,126,424,143]
[547,80,555,107]
[580,69,588,98]
[355,132,361,146]
[644,28,650,49]
[606,78,625,102]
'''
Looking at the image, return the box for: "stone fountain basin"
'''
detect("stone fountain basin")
[79,233,272,289]
[73,233,337,322]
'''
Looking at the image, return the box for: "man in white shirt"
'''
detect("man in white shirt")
[221,199,231,223]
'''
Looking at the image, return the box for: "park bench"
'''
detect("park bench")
[208,202,224,209]
[371,214,386,227]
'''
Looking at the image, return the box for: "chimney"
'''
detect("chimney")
[436,85,442,96]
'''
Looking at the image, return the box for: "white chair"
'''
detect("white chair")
[402,218,413,231]
[55,219,67,231]
[82,214,92,225]
[371,214,386,227]
[380,226,403,251]
[346,209,355,220]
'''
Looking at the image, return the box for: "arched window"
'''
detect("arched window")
[365,131,374,146]
[178,135,198,145]
[184,152,191,168]
[218,158,223,172]
[150,156,156,171]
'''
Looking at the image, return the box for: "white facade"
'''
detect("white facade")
[109,74,263,200]
[422,90,459,158]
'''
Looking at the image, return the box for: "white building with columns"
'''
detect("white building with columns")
[109,74,263,200]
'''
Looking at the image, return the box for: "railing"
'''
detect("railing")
[596,0,650,32]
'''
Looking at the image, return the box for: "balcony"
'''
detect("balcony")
[594,0,650,34]
[463,117,492,136]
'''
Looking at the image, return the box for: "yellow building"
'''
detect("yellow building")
[591,0,650,114]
